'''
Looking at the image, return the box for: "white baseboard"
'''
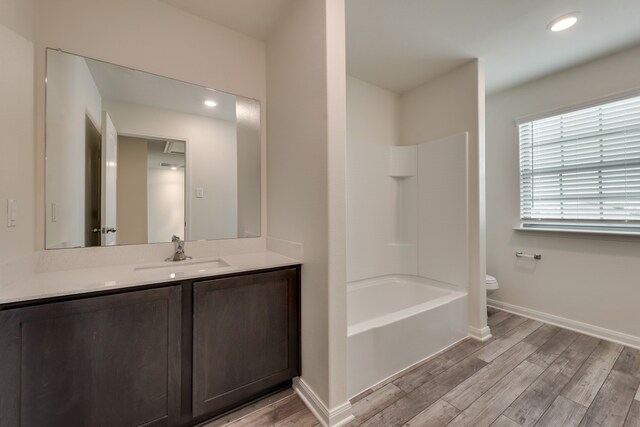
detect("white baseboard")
[293,377,354,427]
[468,325,492,342]
[488,299,640,350]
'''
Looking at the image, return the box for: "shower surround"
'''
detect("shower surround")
[347,133,470,396]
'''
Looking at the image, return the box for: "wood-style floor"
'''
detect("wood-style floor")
[205,309,640,427]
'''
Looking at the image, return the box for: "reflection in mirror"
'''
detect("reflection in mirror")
[45,49,261,249]
[117,137,185,245]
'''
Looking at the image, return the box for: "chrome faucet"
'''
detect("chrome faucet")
[167,235,190,262]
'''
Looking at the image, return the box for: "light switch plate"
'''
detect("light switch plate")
[7,199,17,227]
[196,187,204,198]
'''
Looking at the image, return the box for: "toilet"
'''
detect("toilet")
[486,274,499,292]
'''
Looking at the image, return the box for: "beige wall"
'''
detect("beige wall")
[400,60,488,337]
[267,0,349,416]
[116,137,148,245]
[326,0,348,412]
[487,44,640,341]
[34,0,267,254]
[0,0,35,262]
[0,0,35,39]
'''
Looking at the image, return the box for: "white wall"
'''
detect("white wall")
[0,0,38,289]
[417,134,468,289]
[103,99,238,242]
[346,77,419,282]
[346,82,469,290]
[487,44,640,341]
[147,168,185,244]
[400,60,487,337]
[45,52,102,248]
[347,75,476,294]
[34,0,267,259]
[0,19,34,261]
[267,0,350,419]
[4,1,351,422]
[346,141,419,281]
[236,97,261,238]
[346,76,400,147]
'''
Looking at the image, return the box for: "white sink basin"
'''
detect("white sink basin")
[134,258,230,276]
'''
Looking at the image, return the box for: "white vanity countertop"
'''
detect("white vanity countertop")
[0,251,301,307]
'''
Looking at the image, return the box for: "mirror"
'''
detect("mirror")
[45,49,261,249]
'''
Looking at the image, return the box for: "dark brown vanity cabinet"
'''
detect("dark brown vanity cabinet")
[192,268,300,418]
[0,266,301,427]
[0,286,182,427]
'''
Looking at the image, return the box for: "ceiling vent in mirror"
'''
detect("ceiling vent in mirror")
[160,162,185,169]
[164,140,186,154]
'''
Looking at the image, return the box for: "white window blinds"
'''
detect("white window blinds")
[519,94,640,230]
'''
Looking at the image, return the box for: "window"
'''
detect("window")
[518,93,640,233]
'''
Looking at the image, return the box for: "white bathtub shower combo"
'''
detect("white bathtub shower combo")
[347,275,467,396]
[347,133,472,397]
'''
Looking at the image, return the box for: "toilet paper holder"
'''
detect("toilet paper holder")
[516,251,542,260]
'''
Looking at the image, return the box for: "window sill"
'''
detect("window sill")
[513,225,640,238]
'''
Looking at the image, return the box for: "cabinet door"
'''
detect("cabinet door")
[0,286,181,427]
[192,269,299,417]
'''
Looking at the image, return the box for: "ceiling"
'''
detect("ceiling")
[347,0,640,94]
[156,0,640,95]
[159,0,292,40]
[86,57,238,123]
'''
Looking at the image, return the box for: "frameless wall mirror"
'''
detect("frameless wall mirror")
[45,49,261,249]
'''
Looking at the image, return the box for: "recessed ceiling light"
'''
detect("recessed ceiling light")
[548,12,581,32]
[204,100,217,107]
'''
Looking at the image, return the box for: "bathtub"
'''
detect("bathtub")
[347,275,468,397]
